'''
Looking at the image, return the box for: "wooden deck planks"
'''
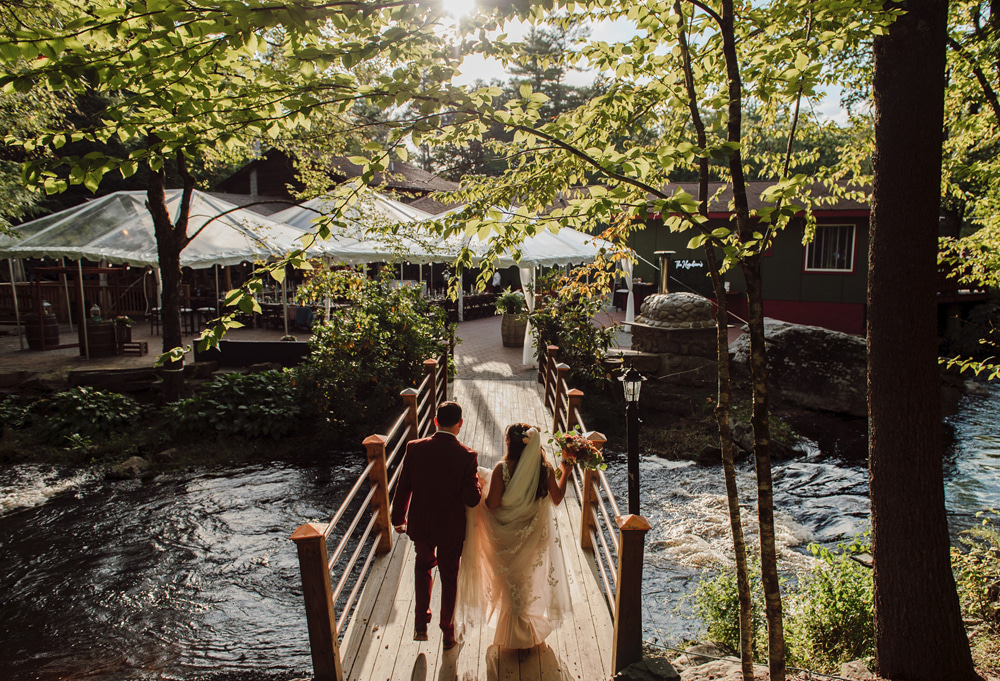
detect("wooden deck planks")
[342,378,613,681]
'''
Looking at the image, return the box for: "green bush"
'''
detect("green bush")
[952,509,1000,632]
[31,387,141,445]
[693,538,874,672]
[163,370,301,440]
[295,270,448,439]
[784,538,874,671]
[693,557,767,661]
[0,394,35,431]
[529,268,617,391]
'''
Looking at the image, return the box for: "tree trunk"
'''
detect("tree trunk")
[675,4,755,671]
[739,258,784,680]
[870,0,978,678]
[707,246,756,677]
[147,167,186,403]
[719,0,784,676]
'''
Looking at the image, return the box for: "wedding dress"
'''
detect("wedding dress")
[456,428,572,649]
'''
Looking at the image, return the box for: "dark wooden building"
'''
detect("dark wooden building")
[214,149,459,204]
[631,181,872,335]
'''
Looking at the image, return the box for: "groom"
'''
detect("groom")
[391,401,482,649]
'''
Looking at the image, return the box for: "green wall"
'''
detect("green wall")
[629,216,869,306]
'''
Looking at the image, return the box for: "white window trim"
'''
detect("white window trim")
[804,223,856,273]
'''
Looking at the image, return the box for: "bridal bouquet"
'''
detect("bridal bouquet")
[552,430,605,472]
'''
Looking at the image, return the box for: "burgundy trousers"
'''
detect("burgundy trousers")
[413,539,463,637]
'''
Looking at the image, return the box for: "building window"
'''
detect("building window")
[805,224,855,272]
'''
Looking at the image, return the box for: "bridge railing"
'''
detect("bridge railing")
[290,353,448,681]
[539,344,651,675]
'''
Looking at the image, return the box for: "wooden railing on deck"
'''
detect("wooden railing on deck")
[290,353,449,681]
[539,345,651,675]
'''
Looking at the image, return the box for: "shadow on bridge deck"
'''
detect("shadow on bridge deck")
[338,378,615,681]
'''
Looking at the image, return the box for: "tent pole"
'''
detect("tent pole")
[8,259,24,350]
[79,260,90,359]
[419,264,423,295]
[61,257,74,332]
[282,273,289,337]
[214,264,220,316]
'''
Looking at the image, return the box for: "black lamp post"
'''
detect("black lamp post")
[619,366,646,515]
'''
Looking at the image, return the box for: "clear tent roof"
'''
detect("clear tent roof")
[0,190,310,269]
[272,192,612,268]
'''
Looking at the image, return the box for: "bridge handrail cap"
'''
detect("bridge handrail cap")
[616,514,652,532]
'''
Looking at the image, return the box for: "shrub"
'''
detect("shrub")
[529,268,617,391]
[952,509,1000,632]
[784,538,874,671]
[31,387,141,445]
[163,370,301,440]
[693,557,767,661]
[295,270,448,439]
[693,537,874,672]
[0,394,35,431]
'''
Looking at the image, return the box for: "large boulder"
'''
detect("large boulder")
[730,318,867,416]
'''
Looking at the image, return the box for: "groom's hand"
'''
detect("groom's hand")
[394,524,406,534]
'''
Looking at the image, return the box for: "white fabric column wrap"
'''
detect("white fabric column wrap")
[519,266,535,365]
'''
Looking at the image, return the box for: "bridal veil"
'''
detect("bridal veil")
[456,427,572,648]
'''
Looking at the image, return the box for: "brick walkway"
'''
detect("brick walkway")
[453,307,629,380]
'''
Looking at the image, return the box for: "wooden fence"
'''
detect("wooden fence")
[289,355,449,681]
[538,343,651,675]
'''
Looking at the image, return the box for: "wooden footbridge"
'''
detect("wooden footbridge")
[290,350,651,681]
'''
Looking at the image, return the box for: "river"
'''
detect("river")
[0,386,997,680]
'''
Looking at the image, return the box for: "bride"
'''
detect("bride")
[457,423,573,650]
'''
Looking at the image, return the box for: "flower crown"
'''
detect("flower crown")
[511,424,537,445]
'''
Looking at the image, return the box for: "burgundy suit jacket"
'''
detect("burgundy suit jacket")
[390,431,482,546]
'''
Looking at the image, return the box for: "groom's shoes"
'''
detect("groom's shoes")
[413,627,428,642]
[443,634,458,651]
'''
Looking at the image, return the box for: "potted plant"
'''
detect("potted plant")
[113,315,132,350]
[495,288,527,347]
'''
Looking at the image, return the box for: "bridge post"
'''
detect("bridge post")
[363,434,393,554]
[579,468,598,550]
[423,358,439,415]
[543,345,558,404]
[612,514,651,674]
[566,388,584,432]
[401,388,419,443]
[552,363,570,433]
[446,331,455,400]
[578,432,606,551]
[290,523,344,681]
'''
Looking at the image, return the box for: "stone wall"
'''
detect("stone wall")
[631,324,717,359]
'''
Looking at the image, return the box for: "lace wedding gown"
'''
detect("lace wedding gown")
[456,429,572,649]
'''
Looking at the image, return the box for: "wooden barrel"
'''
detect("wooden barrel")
[500,313,527,347]
[85,321,117,358]
[25,313,60,350]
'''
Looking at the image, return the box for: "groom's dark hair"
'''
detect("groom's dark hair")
[436,401,462,428]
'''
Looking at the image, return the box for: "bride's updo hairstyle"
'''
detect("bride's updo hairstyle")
[505,422,550,500]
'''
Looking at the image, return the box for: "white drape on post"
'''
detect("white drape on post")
[519,266,535,365]
[622,258,635,331]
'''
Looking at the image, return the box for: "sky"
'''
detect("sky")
[440,6,852,126]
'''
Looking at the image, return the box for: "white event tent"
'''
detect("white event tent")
[449,220,617,364]
[269,192,440,265]
[0,189,312,344]
[273,193,616,363]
